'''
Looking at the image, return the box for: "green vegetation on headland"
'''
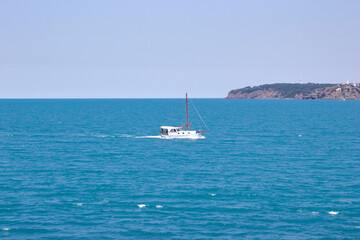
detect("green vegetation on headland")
[226,83,360,100]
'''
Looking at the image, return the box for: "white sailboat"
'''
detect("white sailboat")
[160,94,207,139]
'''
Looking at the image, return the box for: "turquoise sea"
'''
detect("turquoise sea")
[0,99,359,239]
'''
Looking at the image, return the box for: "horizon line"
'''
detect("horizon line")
[0,97,224,100]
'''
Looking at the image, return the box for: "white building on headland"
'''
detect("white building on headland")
[341,80,359,87]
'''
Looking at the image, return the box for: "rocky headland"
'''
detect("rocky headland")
[226,83,360,100]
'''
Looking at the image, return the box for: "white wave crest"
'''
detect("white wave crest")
[138,204,146,208]
[328,211,339,215]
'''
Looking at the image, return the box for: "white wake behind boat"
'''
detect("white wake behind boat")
[160,94,207,139]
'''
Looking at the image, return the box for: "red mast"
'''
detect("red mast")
[186,93,189,130]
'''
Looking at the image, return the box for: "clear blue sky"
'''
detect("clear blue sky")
[1,0,359,98]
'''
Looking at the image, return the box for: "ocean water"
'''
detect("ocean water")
[0,99,359,239]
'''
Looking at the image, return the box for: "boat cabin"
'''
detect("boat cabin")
[160,126,184,135]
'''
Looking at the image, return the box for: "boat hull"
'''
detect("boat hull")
[160,131,205,139]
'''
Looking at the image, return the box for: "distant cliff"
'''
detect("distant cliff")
[226,83,360,100]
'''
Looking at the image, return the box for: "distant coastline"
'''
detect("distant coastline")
[226,83,360,100]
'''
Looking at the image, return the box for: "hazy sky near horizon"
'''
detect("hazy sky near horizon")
[1,0,359,98]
